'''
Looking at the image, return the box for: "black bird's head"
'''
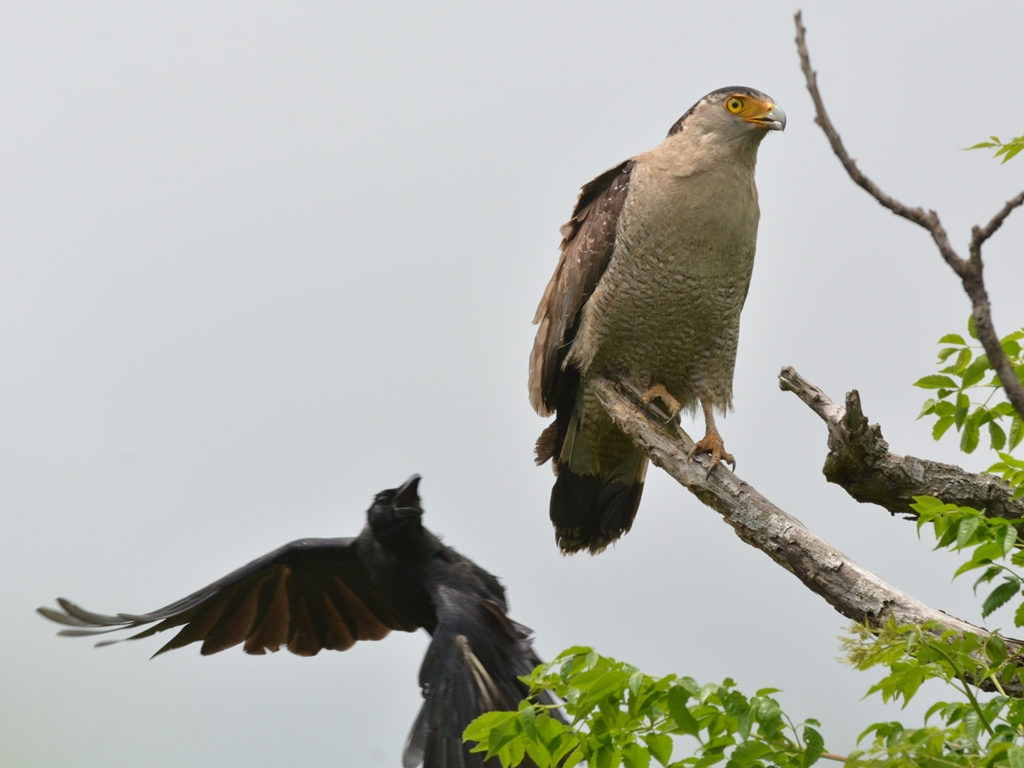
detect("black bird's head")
[367,475,424,546]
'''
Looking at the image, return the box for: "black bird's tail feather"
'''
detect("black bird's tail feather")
[403,590,560,768]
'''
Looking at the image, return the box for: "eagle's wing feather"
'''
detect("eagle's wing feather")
[528,160,634,416]
[38,537,419,658]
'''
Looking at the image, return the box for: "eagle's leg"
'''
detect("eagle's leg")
[686,399,735,475]
[640,383,681,423]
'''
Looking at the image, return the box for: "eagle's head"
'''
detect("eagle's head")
[668,87,786,145]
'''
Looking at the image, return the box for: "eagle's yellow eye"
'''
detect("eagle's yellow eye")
[725,97,744,114]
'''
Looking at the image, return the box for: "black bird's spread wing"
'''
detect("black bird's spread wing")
[402,556,559,768]
[38,537,419,658]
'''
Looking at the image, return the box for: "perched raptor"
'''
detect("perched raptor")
[38,476,558,768]
[529,87,785,554]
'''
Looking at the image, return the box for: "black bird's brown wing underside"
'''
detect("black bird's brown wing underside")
[39,538,419,658]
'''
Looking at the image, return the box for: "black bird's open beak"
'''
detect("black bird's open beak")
[393,475,423,517]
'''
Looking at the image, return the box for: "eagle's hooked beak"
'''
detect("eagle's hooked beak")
[757,104,786,132]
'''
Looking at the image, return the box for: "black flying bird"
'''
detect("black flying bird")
[38,476,554,768]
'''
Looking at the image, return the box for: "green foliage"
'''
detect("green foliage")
[915,317,1024,457]
[990,454,1024,501]
[826,496,1024,766]
[911,496,1024,608]
[840,620,1024,768]
[463,648,824,768]
[966,134,1024,163]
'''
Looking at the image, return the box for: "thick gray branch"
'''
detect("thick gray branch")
[778,366,1024,522]
[591,376,1021,691]
[794,11,1024,424]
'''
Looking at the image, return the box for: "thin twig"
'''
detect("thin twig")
[793,10,1024,423]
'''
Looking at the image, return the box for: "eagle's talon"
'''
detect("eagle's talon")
[686,433,734,477]
[641,384,681,423]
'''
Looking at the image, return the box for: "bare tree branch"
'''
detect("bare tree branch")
[591,376,1022,693]
[794,10,1024,424]
[778,366,1024,522]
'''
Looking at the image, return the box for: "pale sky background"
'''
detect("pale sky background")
[3,2,1024,766]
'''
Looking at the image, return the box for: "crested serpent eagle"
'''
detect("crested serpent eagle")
[529,87,786,554]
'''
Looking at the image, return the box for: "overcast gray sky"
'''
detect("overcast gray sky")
[4,2,1024,766]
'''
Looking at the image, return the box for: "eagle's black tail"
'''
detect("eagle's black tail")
[537,400,648,555]
[549,457,646,555]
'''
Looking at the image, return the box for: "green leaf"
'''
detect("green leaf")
[982,579,1020,618]
[961,355,991,388]
[939,333,967,345]
[1003,661,1020,688]
[628,671,644,698]
[667,686,700,736]
[581,670,630,705]
[508,738,525,767]
[803,726,825,768]
[623,743,651,768]
[487,712,520,759]
[955,392,970,425]
[1011,417,1024,451]
[518,703,537,742]
[595,744,619,768]
[1004,142,1024,162]
[551,732,582,766]
[960,414,981,454]
[562,747,585,768]
[933,416,955,441]
[969,314,979,340]
[990,420,1008,451]
[914,375,958,389]
[643,734,673,767]
[957,516,981,549]
[1002,523,1019,556]
[953,347,973,374]
[963,707,980,739]
[464,711,516,745]
[729,741,773,766]
[1008,745,1024,768]
[986,635,1009,665]
[973,565,1003,589]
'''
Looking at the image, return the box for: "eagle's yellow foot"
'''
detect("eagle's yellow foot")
[641,384,681,423]
[686,433,735,476]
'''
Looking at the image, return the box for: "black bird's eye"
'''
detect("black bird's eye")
[726,97,744,114]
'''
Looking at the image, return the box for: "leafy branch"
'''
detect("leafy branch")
[967,135,1024,164]
[464,648,828,768]
[794,11,1024,426]
[915,319,1024,458]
